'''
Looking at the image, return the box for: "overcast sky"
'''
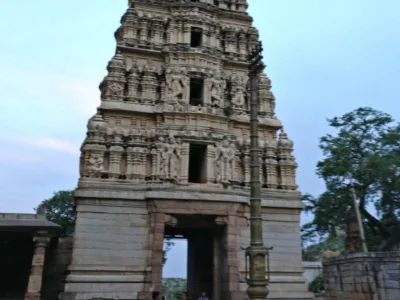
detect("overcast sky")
[0,0,399,278]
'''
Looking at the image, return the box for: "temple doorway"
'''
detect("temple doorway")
[163,215,226,300]
[0,231,34,300]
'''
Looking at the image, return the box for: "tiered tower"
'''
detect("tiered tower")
[62,1,314,300]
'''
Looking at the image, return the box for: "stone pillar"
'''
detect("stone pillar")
[149,213,165,292]
[207,145,215,183]
[24,233,50,300]
[187,238,196,298]
[226,215,239,298]
[180,142,190,184]
[213,234,221,300]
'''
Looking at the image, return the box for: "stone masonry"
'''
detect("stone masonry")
[323,252,400,300]
[61,1,314,300]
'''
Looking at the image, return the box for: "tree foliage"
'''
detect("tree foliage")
[308,275,325,294]
[35,190,76,237]
[163,278,187,300]
[36,190,175,262]
[302,107,400,251]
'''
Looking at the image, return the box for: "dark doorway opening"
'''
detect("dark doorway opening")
[0,231,34,300]
[191,27,203,48]
[189,78,204,106]
[189,144,207,183]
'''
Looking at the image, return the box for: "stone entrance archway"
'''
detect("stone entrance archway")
[164,215,227,300]
[146,200,243,300]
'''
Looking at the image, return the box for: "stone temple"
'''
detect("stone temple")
[61,1,314,300]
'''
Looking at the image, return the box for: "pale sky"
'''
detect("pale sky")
[0,0,399,278]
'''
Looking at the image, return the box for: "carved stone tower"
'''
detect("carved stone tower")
[62,1,314,300]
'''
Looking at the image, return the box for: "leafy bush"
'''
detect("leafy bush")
[308,275,325,294]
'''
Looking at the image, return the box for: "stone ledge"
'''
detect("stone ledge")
[68,265,151,272]
[66,275,145,283]
[74,184,304,209]
[323,251,400,265]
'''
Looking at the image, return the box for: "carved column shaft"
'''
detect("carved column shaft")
[206,145,215,183]
[179,143,190,184]
[25,234,50,300]
[109,146,124,178]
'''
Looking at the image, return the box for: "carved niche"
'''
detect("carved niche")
[159,133,182,181]
[214,137,237,184]
[206,72,225,108]
[230,75,247,111]
[99,52,126,102]
[166,68,188,104]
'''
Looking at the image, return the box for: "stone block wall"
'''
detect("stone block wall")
[42,237,73,300]
[62,199,150,300]
[323,252,400,300]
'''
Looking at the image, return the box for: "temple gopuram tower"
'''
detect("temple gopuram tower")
[62,1,314,300]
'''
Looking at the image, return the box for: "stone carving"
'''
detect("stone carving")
[167,74,187,103]
[264,139,278,189]
[165,214,178,227]
[278,129,297,190]
[259,74,276,117]
[214,137,236,184]
[109,83,124,96]
[86,153,104,176]
[231,86,245,109]
[99,52,126,102]
[207,75,225,107]
[160,134,182,180]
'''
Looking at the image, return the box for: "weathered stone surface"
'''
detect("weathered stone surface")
[60,1,313,300]
[323,252,400,300]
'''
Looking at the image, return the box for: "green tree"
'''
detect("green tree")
[35,190,76,237]
[36,190,175,262]
[302,107,400,251]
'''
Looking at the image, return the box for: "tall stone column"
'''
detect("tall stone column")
[207,144,215,183]
[179,142,190,184]
[149,213,166,292]
[25,233,50,300]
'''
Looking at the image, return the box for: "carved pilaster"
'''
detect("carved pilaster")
[277,129,297,190]
[179,142,190,184]
[207,144,215,183]
[265,139,278,189]
[108,145,124,179]
[24,233,51,300]
[127,66,140,101]
[151,148,159,180]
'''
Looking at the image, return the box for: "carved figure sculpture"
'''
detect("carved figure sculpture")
[86,152,104,176]
[214,138,236,184]
[231,86,246,109]
[160,134,182,180]
[209,78,224,107]
[167,75,186,103]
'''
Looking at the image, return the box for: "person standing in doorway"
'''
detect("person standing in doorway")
[197,292,209,300]
[181,291,189,300]
[144,286,161,300]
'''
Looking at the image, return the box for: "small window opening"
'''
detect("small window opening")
[189,144,207,183]
[214,0,219,6]
[190,78,204,106]
[191,27,203,47]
